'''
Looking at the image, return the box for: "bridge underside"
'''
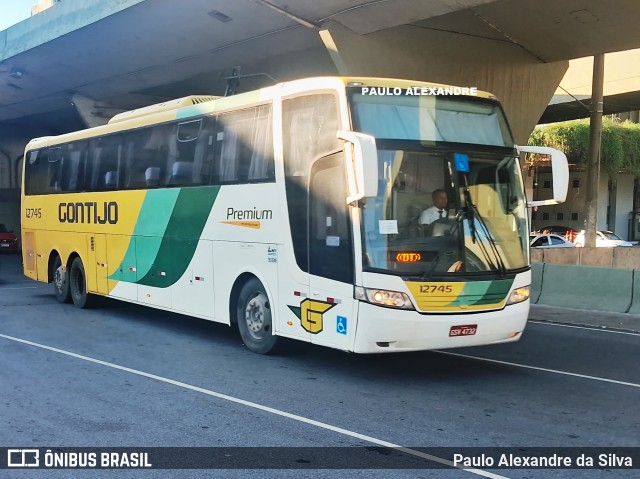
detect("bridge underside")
[1,0,640,170]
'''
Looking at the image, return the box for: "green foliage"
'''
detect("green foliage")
[529,118,640,176]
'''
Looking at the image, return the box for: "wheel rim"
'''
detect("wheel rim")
[244,292,271,341]
[54,264,65,293]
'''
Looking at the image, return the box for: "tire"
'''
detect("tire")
[69,257,95,308]
[52,255,71,303]
[236,278,279,354]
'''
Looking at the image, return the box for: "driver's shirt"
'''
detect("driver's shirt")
[419,206,447,225]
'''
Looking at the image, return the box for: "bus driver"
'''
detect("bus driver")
[419,189,449,226]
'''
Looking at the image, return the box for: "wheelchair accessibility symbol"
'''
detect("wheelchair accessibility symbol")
[336,316,348,335]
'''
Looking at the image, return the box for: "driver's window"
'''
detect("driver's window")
[384,153,449,238]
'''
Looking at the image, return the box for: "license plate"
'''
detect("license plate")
[449,324,477,337]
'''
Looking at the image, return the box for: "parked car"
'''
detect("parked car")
[0,223,19,252]
[530,233,575,248]
[533,225,577,242]
[573,230,633,248]
[537,225,574,236]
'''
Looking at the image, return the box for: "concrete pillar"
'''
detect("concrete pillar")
[318,21,568,144]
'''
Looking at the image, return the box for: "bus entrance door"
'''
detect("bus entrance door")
[307,152,355,351]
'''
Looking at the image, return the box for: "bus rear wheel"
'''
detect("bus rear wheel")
[52,255,71,303]
[236,278,279,354]
[69,257,95,309]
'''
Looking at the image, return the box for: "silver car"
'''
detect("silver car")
[573,230,633,248]
[530,233,575,248]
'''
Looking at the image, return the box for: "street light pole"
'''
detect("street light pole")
[585,54,605,248]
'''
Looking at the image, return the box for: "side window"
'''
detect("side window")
[247,105,274,182]
[46,148,62,192]
[87,135,122,191]
[171,117,216,187]
[212,107,271,185]
[122,129,152,189]
[283,95,341,178]
[142,123,177,188]
[24,147,67,195]
[550,236,564,245]
[25,150,48,195]
[59,142,87,192]
[173,119,202,185]
[282,94,341,272]
[532,237,548,247]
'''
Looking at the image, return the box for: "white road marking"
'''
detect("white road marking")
[528,320,640,337]
[435,351,640,389]
[0,332,510,479]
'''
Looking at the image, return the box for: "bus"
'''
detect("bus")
[21,77,568,354]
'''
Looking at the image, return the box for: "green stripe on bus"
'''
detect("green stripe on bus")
[469,279,513,305]
[109,189,180,282]
[136,185,220,288]
[445,279,513,307]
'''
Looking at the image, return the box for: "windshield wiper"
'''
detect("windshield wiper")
[419,219,461,279]
[461,179,507,277]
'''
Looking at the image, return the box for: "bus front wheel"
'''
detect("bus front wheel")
[69,257,95,309]
[236,278,279,354]
[52,255,71,303]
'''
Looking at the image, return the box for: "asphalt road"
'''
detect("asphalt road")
[0,253,638,479]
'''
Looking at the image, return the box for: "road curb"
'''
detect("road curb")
[529,304,640,333]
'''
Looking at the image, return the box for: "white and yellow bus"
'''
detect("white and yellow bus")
[21,77,568,354]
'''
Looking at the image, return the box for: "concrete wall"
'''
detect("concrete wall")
[532,263,635,313]
[532,246,640,270]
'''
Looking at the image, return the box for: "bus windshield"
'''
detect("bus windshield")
[350,91,527,277]
[359,148,528,277]
[350,91,514,147]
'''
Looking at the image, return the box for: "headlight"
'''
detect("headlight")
[354,286,414,310]
[506,286,530,305]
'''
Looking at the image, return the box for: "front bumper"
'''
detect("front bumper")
[352,300,529,353]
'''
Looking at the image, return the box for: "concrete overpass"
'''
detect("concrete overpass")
[543,48,640,123]
[2,0,640,231]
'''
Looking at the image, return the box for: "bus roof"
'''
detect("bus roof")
[25,76,499,150]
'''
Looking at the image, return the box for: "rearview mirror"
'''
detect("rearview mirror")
[517,145,569,207]
[337,130,378,204]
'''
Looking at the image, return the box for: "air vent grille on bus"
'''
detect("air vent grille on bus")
[108,96,219,124]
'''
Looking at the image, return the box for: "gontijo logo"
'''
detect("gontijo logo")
[59,202,118,224]
[288,299,336,334]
